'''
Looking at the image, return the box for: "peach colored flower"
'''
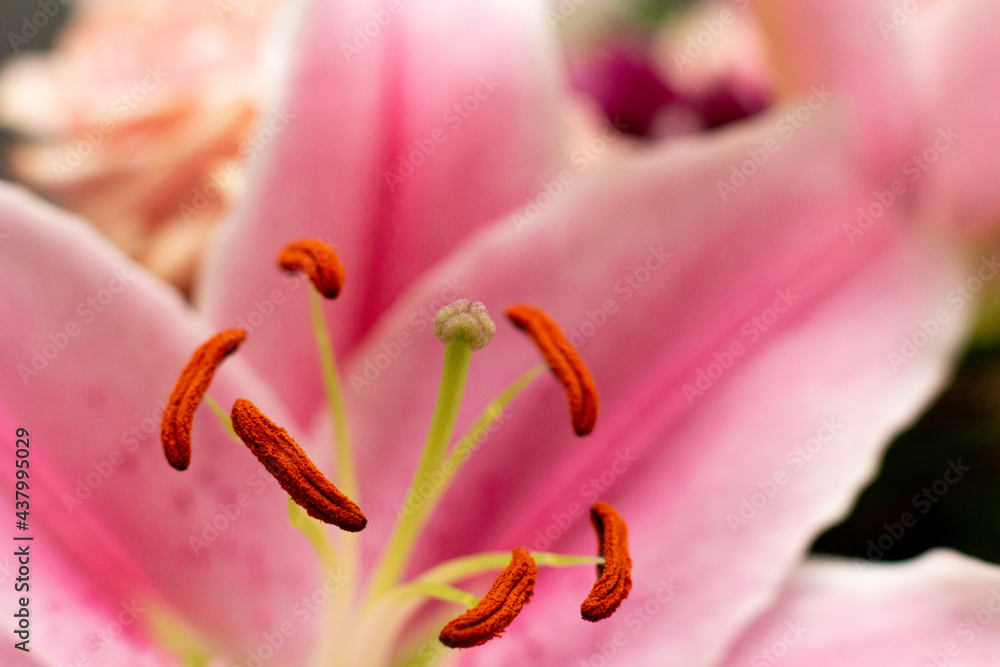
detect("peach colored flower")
[0,0,283,291]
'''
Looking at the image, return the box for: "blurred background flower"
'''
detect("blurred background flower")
[561,0,772,139]
[0,0,282,293]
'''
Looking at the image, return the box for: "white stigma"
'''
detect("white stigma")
[434,299,496,351]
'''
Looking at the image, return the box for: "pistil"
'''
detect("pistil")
[367,301,492,599]
[425,362,545,515]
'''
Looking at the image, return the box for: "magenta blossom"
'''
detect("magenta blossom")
[3,0,1000,665]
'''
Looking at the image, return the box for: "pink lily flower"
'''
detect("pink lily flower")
[3,0,1000,665]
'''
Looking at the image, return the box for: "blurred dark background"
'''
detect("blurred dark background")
[0,0,73,171]
[0,0,71,62]
[813,343,1000,565]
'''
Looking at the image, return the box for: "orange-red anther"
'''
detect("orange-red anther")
[439,547,538,648]
[506,304,598,436]
[278,239,346,299]
[230,399,367,532]
[581,502,632,621]
[161,329,247,471]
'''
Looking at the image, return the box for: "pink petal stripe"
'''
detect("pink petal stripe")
[198,0,568,428]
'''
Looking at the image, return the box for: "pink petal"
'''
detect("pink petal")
[718,551,1000,666]
[0,184,322,662]
[758,1,1000,236]
[329,107,972,663]
[198,0,568,428]
[904,0,1000,233]
[754,0,921,178]
[468,225,972,666]
[0,476,174,666]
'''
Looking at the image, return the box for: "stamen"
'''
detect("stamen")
[230,398,367,532]
[506,304,599,436]
[439,547,538,649]
[581,502,632,621]
[161,329,246,470]
[278,239,346,299]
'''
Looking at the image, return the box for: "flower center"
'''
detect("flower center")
[159,239,632,665]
